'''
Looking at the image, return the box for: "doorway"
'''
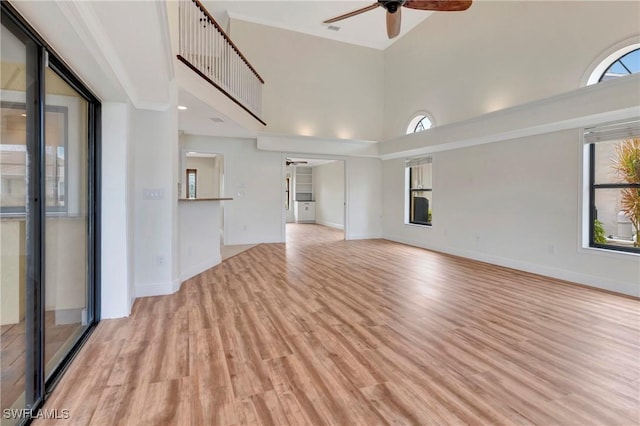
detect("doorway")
[284,157,346,242]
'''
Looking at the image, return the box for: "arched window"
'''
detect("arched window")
[586,43,640,85]
[599,48,640,82]
[406,114,434,134]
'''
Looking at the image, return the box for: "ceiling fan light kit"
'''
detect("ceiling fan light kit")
[323,0,472,39]
[286,158,309,166]
[381,0,403,14]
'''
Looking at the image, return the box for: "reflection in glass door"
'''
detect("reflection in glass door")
[0,18,29,415]
[43,69,90,380]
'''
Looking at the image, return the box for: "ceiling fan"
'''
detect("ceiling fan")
[323,0,472,39]
[286,158,309,166]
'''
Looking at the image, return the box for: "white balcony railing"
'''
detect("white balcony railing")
[178,0,264,123]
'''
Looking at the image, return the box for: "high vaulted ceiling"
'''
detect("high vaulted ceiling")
[204,1,435,50]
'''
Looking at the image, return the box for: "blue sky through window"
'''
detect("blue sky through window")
[601,48,639,81]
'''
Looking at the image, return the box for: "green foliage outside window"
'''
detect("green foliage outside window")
[593,219,607,244]
[613,138,640,246]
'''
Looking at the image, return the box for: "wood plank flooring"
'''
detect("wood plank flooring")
[1,311,83,411]
[34,224,640,425]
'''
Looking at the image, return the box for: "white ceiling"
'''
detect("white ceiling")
[178,89,259,138]
[204,1,435,50]
[186,152,218,158]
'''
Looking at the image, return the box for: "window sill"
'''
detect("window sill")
[404,222,433,229]
[580,245,640,258]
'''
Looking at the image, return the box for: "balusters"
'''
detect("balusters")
[178,0,263,119]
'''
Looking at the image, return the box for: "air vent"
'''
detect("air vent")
[327,25,340,31]
[210,117,224,123]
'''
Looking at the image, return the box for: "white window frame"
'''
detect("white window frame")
[406,112,435,134]
[584,40,640,86]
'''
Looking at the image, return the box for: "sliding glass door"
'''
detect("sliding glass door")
[1,3,100,423]
[42,68,92,380]
[0,15,30,416]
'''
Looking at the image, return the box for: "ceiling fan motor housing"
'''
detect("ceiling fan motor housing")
[379,0,406,13]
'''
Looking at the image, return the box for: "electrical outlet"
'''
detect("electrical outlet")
[155,255,164,266]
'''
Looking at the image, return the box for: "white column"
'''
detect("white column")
[101,102,133,318]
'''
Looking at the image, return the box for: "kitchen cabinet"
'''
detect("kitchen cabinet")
[294,201,316,223]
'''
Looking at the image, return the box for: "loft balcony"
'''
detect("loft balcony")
[176,0,265,125]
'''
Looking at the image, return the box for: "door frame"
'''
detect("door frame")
[281,154,348,242]
[1,1,101,415]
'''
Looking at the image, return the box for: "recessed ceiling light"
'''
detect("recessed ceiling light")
[178,105,188,110]
[327,25,340,31]
[210,117,224,123]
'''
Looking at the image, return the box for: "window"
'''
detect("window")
[598,48,639,82]
[586,121,640,253]
[285,176,291,210]
[187,168,197,198]
[586,43,640,85]
[406,157,432,226]
[407,114,434,134]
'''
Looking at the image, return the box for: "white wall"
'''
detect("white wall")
[181,135,284,245]
[346,157,383,240]
[181,135,383,244]
[383,1,640,140]
[133,105,179,297]
[230,19,384,142]
[313,161,345,230]
[101,102,133,318]
[185,156,219,198]
[127,103,136,310]
[382,128,640,297]
[178,200,222,282]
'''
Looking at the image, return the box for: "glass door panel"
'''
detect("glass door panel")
[43,69,89,380]
[1,3,98,422]
[0,19,28,417]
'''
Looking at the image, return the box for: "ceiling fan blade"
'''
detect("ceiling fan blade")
[323,3,380,24]
[403,0,472,11]
[386,8,401,39]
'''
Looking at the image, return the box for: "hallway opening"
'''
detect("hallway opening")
[284,157,346,243]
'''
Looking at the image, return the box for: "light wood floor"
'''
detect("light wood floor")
[1,311,83,411]
[35,224,639,425]
[221,244,257,261]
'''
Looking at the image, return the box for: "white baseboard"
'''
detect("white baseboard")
[179,254,222,283]
[317,220,344,230]
[383,233,638,297]
[346,232,382,240]
[135,278,181,298]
